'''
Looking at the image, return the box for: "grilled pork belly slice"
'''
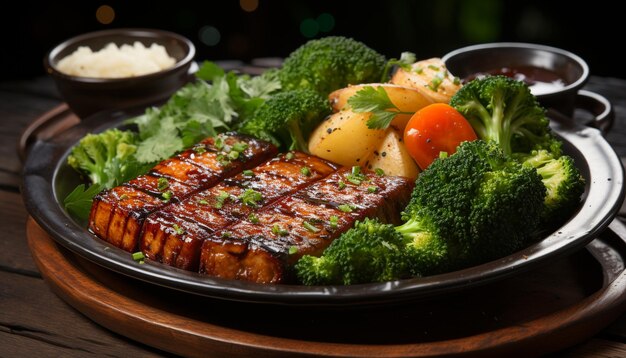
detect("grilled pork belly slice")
[198,167,414,283]
[88,133,277,252]
[140,151,339,271]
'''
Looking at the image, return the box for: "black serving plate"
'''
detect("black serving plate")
[21,106,625,307]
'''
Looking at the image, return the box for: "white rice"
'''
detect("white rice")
[56,41,177,78]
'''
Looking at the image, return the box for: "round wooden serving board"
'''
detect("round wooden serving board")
[26,217,626,357]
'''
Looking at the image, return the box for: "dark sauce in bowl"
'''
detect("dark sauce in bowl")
[464,66,567,95]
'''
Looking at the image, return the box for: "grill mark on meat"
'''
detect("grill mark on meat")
[198,167,414,283]
[88,133,278,252]
[139,151,339,271]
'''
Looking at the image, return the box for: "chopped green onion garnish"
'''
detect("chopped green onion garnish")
[228,150,240,160]
[132,252,145,261]
[285,152,295,160]
[217,154,231,167]
[329,215,339,229]
[428,76,443,91]
[172,224,184,235]
[453,76,461,85]
[439,151,449,159]
[338,204,354,213]
[232,142,249,152]
[119,194,129,201]
[214,137,224,150]
[248,212,260,224]
[161,190,173,202]
[414,67,423,74]
[288,246,298,255]
[272,224,288,236]
[239,189,263,207]
[300,167,311,176]
[243,169,255,177]
[375,168,385,176]
[347,176,362,185]
[302,220,320,233]
[214,191,230,209]
[197,199,209,205]
[338,181,346,190]
[157,177,169,191]
[367,186,378,193]
[428,64,440,71]
[193,145,206,154]
[221,231,232,238]
[351,166,361,175]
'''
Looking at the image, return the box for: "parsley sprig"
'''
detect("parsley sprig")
[347,86,415,129]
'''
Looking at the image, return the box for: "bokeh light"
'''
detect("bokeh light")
[240,0,258,12]
[300,18,319,38]
[95,5,115,25]
[317,13,335,32]
[199,26,221,46]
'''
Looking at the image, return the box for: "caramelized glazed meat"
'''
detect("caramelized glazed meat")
[88,133,414,284]
[88,133,278,252]
[198,167,414,283]
[139,151,339,270]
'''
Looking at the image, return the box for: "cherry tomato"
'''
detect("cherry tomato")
[403,103,477,170]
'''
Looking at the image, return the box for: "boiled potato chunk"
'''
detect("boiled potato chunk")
[328,83,434,130]
[308,109,386,167]
[390,58,462,104]
[366,128,420,180]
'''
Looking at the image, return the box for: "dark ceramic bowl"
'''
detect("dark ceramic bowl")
[442,42,613,132]
[44,28,195,118]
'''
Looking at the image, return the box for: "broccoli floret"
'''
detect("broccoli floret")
[450,75,554,157]
[404,140,545,268]
[278,36,387,97]
[295,141,546,284]
[238,89,331,152]
[67,128,150,188]
[450,75,585,225]
[518,149,586,223]
[295,218,410,285]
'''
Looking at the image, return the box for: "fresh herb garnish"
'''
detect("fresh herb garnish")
[157,177,169,191]
[302,220,321,233]
[348,86,414,129]
[63,184,105,221]
[214,190,231,209]
[329,215,339,229]
[239,189,263,207]
[272,224,288,236]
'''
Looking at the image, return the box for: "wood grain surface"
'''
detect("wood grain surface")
[24,218,626,357]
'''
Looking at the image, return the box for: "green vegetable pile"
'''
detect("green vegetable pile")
[295,140,546,285]
[295,75,586,285]
[64,36,390,220]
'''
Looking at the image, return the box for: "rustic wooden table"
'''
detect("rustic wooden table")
[3,75,626,357]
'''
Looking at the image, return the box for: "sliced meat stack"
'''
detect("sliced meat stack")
[88,134,414,284]
[199,167,413,283]
[139,151,339,271]
[88,133,278,252]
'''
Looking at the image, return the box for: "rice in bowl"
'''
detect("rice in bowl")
[56,41,176,78]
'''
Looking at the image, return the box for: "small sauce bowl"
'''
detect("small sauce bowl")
[442,42,613,133]
[44,28,196,118]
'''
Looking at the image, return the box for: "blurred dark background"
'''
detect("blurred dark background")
[2,0,620,81]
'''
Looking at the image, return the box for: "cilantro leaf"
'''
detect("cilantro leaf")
[64,183,105,221]
[195,61,225,81]
[180,120,215,148]
[347,86,414,129]
[135,116,184,163]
